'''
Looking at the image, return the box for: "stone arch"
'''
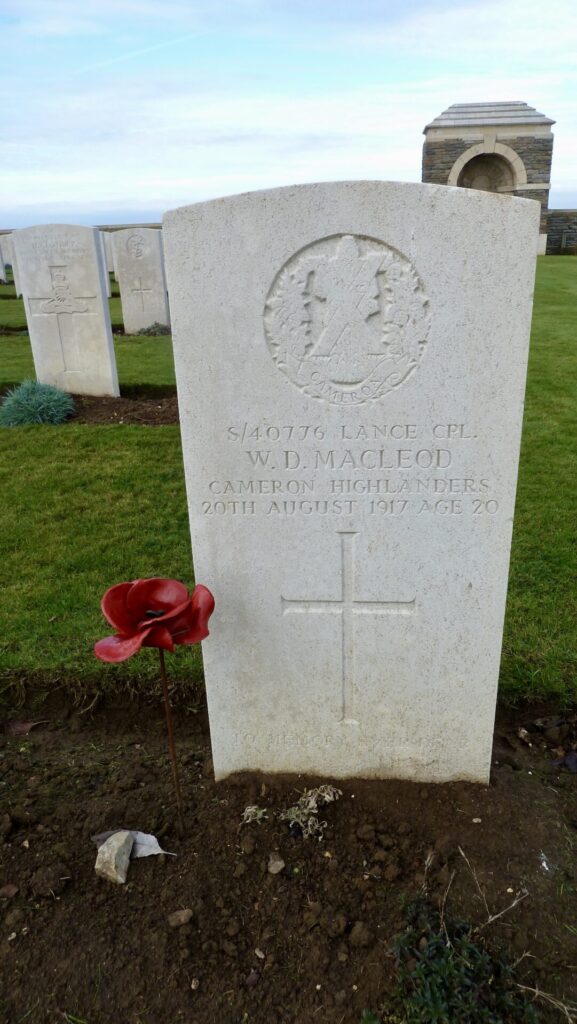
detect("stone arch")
[448,141,527,190]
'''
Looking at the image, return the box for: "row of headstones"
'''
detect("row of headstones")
[0,225,171,397]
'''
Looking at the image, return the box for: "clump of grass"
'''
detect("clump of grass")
[136,322,171,336]
[392,899,540,1023]
[279,784,342,840]
[0,380,75,426]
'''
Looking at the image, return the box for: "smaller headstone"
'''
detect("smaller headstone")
[103,231,115,276]
[13,223,119,397]
[0,236,8,283]
[98,231,111,297]
[95,830,134,884]
[1,234,21,294]
[113,228,170,334]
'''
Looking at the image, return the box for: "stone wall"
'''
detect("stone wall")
[421,139,467,185]
[422,134,553,187]
[515,189,550,233]
[505,135,554,183]
[546,211,577,254]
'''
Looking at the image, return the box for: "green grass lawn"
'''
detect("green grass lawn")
[0,275,175,391]
[0,334,176,392]
[0,257,576,706]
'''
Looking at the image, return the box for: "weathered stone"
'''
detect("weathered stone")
[267,852,285,875]
[94,830,134,884]
[13,224,118,397]
[164,180,539,784]
[112,228,169,334]
[167,908,193,927]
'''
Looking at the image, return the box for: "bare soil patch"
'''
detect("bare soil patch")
[71,391,179,426]
[1,700,576,1023]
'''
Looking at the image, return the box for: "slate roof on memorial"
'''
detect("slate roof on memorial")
[424,102,555,131]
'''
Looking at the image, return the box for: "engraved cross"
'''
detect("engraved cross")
[28,265,98,375]
[282,531,416,724]
[131,277,153,310]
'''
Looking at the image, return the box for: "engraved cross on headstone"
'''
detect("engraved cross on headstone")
[28,265,98,375]
[282,531,416,723]
[131,277,153,310]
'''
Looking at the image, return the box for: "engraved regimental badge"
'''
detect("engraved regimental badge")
[264,234,430,407]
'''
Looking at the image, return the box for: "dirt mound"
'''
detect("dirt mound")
[1,702,576,1023]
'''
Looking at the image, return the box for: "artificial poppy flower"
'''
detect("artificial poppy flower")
[94,577,214,663]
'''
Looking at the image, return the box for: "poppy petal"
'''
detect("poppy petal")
[176,585,215,645]
[137,597,192,630]
[142,626,175,652]
[101,581,137,631]
[127,578,189,618]
[94,629,151,663]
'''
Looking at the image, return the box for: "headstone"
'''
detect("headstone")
[13,223,119,397]
[1,233,21,295]
[98,231,112,297]
[163,181,539,784]
[103,231,115,276]
[0,235,8,283]
[112,228,169,334]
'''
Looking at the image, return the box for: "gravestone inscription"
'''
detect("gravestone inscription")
[14,224,119,397]
[112,228,169,333]
[163,181,539,783]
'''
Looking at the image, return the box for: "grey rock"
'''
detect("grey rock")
[268,851,285,875]
[94,830,133,885]
[168,908,193,928]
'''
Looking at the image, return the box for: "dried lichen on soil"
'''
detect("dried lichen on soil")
[1,702,576,1024]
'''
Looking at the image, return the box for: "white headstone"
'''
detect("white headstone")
[1,233,21,295]
[103,231,115,275]
[14,224,119,397]
[98,231,112,297]
[112,228,169,334]
[0,235,8,283]
[163,181,539,784]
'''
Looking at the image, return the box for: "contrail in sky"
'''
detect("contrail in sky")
[69,31,201,75]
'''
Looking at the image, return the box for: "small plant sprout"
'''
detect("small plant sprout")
[241,805,268,826]
[94,577,215,832]
[280,784,342,840]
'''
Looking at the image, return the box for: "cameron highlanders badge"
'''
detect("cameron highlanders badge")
[263,234,430,407]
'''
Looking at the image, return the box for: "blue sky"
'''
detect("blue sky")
[1,0,576,227]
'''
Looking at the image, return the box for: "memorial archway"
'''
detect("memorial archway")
[457,153,515,192]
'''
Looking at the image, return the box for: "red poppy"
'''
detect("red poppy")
[94,577,215,663]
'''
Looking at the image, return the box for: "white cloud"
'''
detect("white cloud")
[0,0,575,223]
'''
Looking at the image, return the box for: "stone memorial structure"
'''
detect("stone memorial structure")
[1,233,22,295]
[422,102,553,254]
[98,231,111,297]
[102,231,115,275]
[0,235,8,283]
[14,224,119,397]
[164,181,539,784]
[112,228,169,334]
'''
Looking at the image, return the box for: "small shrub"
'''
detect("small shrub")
[135,322,171,336]
[0,380,75,426]
[392,899,540,1023]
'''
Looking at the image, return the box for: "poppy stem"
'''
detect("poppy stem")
[158,648,184,835]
